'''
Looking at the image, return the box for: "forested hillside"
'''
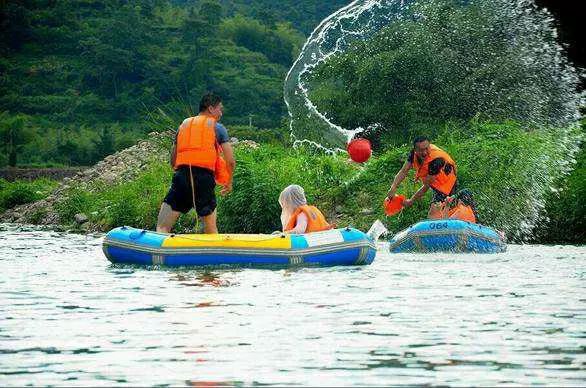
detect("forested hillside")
[0,0,348,167]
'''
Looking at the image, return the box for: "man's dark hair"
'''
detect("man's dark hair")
[454,189,480,223]
[199,93,222,112]
[413,135,429,147]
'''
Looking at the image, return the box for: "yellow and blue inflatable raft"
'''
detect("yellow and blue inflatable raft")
[103,226,376,268]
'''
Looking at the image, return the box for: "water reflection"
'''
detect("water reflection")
[186,381,239,387]
[171,271,233,288]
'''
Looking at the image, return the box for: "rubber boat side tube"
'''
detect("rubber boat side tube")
[389,219,506,253]
[103,226,377,267]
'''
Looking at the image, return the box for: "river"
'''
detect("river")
[1,224,584,386]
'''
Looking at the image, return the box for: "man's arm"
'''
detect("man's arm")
[403,175,432,207]
[388,160,412,198]
[220,141,235,194]
[171,121,188,169]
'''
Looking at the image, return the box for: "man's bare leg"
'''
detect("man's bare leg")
[156,202,181,233]
[201,209,218,234]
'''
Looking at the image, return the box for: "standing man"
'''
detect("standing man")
[387,135,457,217]
[156,93,235,234]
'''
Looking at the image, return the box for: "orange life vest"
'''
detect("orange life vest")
[412,144,457,196]
[175,115,217,171]
[427,200,477,223]
[285,205,333,233]
[448,202,477,223]
[428,202,449,220]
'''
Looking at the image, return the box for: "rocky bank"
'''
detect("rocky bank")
[1,131,260,231]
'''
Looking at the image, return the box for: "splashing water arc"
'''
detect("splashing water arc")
[284,0,410,150]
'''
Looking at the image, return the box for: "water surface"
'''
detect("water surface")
[1,224,585,386]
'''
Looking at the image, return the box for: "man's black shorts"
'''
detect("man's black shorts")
[163,166,216,216]
[431,180,457,204]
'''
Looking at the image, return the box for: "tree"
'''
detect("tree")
[0,112,36,167]
[0,2,31,53]
[94,126,116,159]
[79,3,156,97]
[307,0,580,145]
[198,0,223,26]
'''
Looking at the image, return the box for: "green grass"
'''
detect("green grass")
[0,178,59,212]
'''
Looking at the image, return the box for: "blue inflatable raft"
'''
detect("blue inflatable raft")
[388,219,506,253]
[103,226,376,268]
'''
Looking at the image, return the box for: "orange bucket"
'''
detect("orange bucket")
[384,194,405,216]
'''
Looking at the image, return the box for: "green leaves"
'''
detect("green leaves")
[0,112,36,166]
[219,16,305,66]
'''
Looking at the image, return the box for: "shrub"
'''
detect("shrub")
[54,188,93,224]
[0,178,58,212]
[46,125,584,243]
[537,145,586,243]
[217,144,356,233]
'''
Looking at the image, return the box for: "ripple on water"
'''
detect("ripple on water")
[1,227,585,385]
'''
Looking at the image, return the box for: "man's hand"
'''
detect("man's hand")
[403,198,414,208]
[387,188,396,200]
[220,182,232,196]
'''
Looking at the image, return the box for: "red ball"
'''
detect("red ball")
[347,138,372,163]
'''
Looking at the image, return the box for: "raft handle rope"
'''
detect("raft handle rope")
[129,229,147,240]
[187,118,202,234]
[140,228,294,243]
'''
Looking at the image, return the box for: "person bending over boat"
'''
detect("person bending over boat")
[279,185,333,234]
[428,189,479,223]
[156,93,235,234]
[387,136,457,218]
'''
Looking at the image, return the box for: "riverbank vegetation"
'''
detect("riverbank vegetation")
[0,178,58,213]
[20,119,577,243]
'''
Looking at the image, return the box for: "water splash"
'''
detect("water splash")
[284,0,412,150]
[283,0,583,239]
[284,0,582,149]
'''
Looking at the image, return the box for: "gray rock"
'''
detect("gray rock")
[101,173,117,184]
[74,213,89,225]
